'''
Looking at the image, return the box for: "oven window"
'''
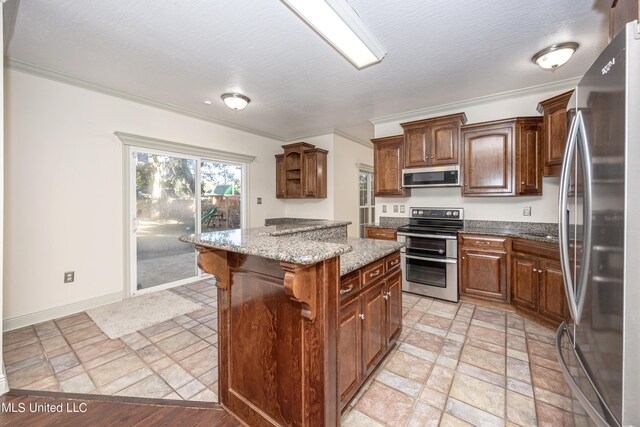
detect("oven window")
[405,257,446,288]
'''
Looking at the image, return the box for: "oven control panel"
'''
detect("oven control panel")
[410,208,463,220]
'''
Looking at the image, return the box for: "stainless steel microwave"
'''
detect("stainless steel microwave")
[402,165,460,188]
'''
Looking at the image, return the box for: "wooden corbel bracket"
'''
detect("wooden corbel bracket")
[281,262,317,322]
[196,246,229,291]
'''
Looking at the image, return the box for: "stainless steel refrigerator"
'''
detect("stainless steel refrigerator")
[556,21,640,427]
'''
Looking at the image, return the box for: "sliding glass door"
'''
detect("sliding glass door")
[130,148,245,294]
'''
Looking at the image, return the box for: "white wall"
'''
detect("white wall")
[332,135,373,237]
[3,69,285,325]
[373,86,575,224]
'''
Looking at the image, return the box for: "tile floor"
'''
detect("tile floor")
[3,279,219,402]
[4,280,585,426]
[341,293,587,427]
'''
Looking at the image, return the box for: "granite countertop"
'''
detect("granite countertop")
[334,238,405,276]
[363,217,410,230]
[461,220,558,244]
[257,220,351,236]
[180,227,353,265]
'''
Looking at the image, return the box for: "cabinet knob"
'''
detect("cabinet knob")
[383,293,389,300]
[521,182,525,185]
[532,268,537,272]
[359,314,366,320]
[431,156,434,159]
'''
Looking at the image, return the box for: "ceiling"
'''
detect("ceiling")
[6,0,610,142]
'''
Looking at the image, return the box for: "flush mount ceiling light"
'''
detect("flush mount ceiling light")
[532,42,579,70]
[221,93,250,110]
[280,0,386,70]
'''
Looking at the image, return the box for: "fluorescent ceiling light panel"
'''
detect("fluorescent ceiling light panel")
[281,0,386,69]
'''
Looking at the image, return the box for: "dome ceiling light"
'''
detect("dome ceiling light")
[532,42,579,70]
[221,93,250,111]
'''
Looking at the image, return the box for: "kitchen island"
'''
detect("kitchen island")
[180,221,403,427]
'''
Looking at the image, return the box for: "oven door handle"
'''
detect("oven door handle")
[397,232,457,240]
[402,254,457,264]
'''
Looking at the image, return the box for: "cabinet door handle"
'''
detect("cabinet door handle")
[383,293,389,300]
[386,291,392,297]
[390,259,399,266]
[340,284,354,295]
[359,314,366,320]
[370,270,381,277]
[474,241,490,245]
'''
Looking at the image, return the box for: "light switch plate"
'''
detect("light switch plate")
[523,207,531,216]
[400,205,405,213]
[257,197,262,205]
[393,205,398,213]
[382,205,387,213]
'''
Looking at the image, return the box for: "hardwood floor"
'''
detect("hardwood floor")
[0,390,240,426]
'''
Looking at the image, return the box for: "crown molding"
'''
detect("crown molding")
[369,77,582,126]
[5,58,286,142]
[285,128,372,148]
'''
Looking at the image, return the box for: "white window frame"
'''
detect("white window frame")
[357,164,375,238]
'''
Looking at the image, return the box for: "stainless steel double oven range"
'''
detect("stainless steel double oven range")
[396,208,463,303]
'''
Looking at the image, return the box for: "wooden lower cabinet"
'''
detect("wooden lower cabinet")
[338,252,402,411]
[386,270,402,344]
[538,259,566,324]
[459,238,508,302]
[362,281,387,376]
[510,253,538,312]
[338,298,362,406]
[509,239,568,326]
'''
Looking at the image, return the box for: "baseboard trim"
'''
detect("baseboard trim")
[0,364,8,395]
[3,292,123,332]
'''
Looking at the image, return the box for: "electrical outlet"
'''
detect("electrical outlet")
[523,207,532,216]
[257,197,262,205]
[400,205,405,213]
[393,205,399,213]
[64,271,75,283]
[382,205,387,213]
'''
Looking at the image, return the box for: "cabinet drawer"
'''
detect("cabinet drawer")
[460,234,507,251]
[511,239,559,260]
[339,273,361,302]
[365,228,397,241]
[385,252,401,272]
[361,259,385,287]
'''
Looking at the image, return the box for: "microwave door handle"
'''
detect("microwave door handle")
[558,111,580,323]
[574,113,593,322]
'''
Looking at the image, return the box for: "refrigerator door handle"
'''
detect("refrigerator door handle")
[556,322,618,427]
[574,112,593,323]
[558,112,581,322]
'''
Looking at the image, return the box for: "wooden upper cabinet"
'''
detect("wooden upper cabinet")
[538,91,573,177]
[610,0,639,40]
[303,148,327,198]
[275,154,285,199]
[462,121,514,196]
[404,128,429,168]
[462,117,543,196]
[278,142,327,199]
[516,118,543,196]
[372,135,410,197]
[401,113,467,168]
